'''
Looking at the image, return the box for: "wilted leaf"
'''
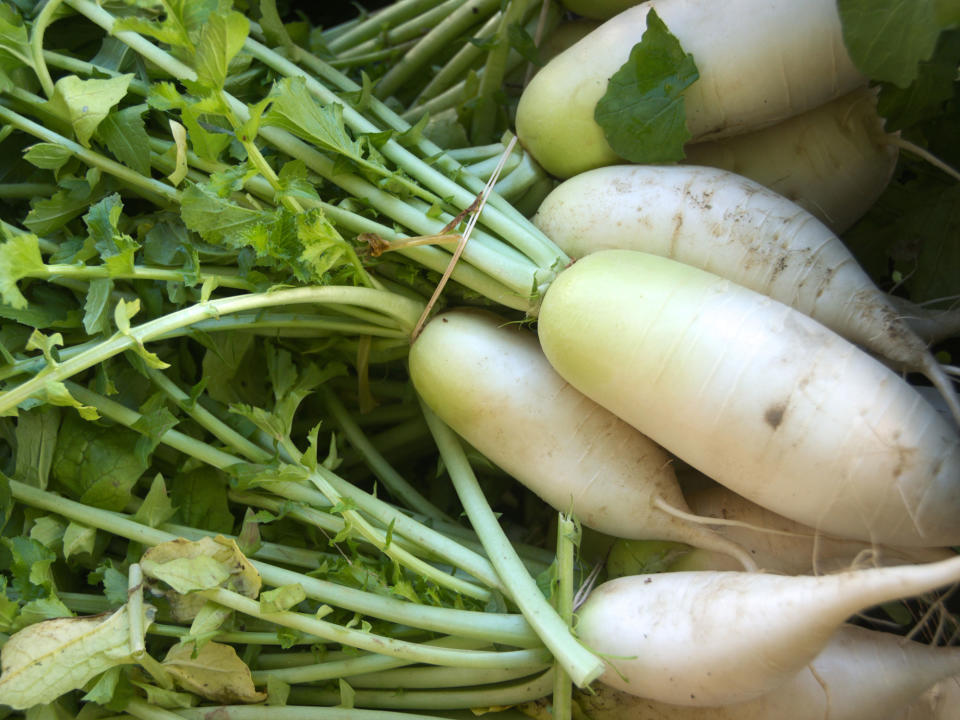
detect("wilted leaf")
[0,603,154,709]
[163,641,266,703]
[141,536,261,599]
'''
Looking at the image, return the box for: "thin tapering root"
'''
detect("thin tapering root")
[890,136,960,183]
[922,355,960,430]
[653,497,759,572]
[654,496,810,539]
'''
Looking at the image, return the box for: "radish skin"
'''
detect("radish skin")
[532,164,960,426]
[682,89,899,234]
[897,676,960,720]
[537,250,960,547]
[672,477,957,575]
[516,0,865,177]
[575,555,960,706]
[409,309,756,569]
[568,626,960,719]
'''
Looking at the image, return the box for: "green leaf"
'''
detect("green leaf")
[42,74,134,147]
[132,474,177,528]
[29,516,65,549]
[297,209,352,281]
[594,9,699,163]
[15,595,72,629]
[837,0,944,87]
[82,278,114,336]
[194,12,250,91]
[877,30,960,130]
[98,105,152,177]
[89,562,130,607]
[130,679,198,708]
[25,174,107,237]
[259,584,306,614]
[14,406,60,490]
[264,77,364,161]
[168,470,232,535]
[62,522,96,561]
[0,232,45,309]
[132,400,179,467]
[0,5,33,75]
[266,674,290,706]
[507,23,542,66]
[259,0,294,52]
[23,143,73,170]
[51,412,146,511]
[81,665,123,705]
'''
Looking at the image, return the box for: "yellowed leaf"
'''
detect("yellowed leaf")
[142,536,261,598]
[0,603,154,709]
[163,641,266,704]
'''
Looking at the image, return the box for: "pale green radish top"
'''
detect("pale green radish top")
[531,163,953,422]
[537,250,960,547]
[410,309,755,568]
[516,0,865,177]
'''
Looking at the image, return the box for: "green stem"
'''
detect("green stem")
[332,0,467,58]
[321,387,451,523]
[8,480,540,646]
[0,103,179,207]
[28,0,64,98]
[251,636,492,684]
[246,38,565,277]
[65,384,494,603]
[412,10,502,104]
[420,401,605,688]
[325,0,448,54]
[36,263,257,292]
[471,0,536,143]
[148,623,320,645]
[552,515,577,720]
[0,285,423,415]
[0,183,58,198]
[197,586,547,669]
[0,311,408,383]
[374,0,501,100]
[285,669,554,710]
[344,663,551,688]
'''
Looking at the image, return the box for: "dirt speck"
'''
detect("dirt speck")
[764,403,786,429]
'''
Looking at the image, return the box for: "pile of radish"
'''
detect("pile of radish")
[0,0,954,717]
[411,0,960,717]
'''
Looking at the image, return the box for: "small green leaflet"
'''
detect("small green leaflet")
[23,143,73,170]
[0,5,33,75]
[193,11,250,92]
[264,77,363,161]
[594,9,699,163]
[43,74,133,147]
[837,0,945,87]
[0,232,45,309]
[98,105,152,177]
